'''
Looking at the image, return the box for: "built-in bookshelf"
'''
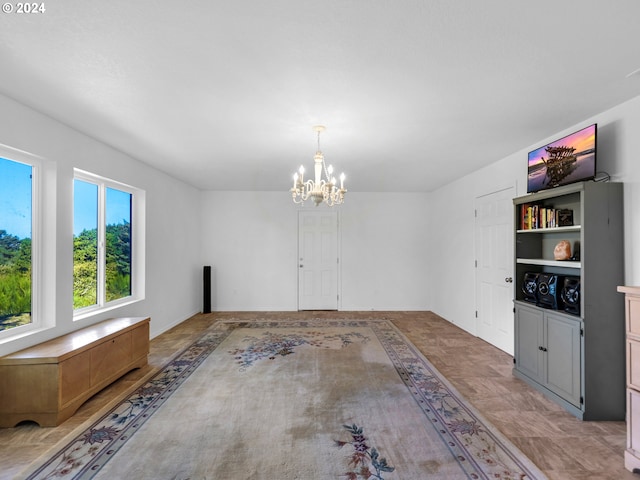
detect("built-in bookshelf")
[512,181,625,420]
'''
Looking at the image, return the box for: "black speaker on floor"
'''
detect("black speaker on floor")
[561,276,581,316]
[203,265,212,314]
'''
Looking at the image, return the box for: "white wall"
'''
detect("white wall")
[0,94,202,356]
[430,94,640,334]
[200,191,432,311]
[340,192,431,310]
[200,191,299,310]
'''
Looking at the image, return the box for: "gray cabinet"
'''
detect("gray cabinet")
[512,181,624,420]
[545,310,581,406]
[514,303,544,381]
[515,303,581,409]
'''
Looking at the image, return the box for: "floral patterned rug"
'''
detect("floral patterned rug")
[19,320,547,479]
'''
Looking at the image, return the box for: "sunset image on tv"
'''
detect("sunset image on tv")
[527,124,596,193]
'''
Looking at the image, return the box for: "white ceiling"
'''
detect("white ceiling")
[1,1,639,192]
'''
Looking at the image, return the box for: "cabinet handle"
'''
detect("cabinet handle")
[538,346,548,352]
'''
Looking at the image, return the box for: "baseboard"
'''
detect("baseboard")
[149,310,200,339]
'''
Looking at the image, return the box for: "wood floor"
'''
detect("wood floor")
[0,311,633,480]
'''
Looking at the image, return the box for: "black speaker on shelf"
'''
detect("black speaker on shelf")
[522,272,539,303]
[536,273,564,310]
[561,276,581,316]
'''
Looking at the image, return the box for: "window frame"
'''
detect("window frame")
[0,146,55,343]
[73,169,145,320]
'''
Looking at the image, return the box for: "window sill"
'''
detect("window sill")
[73,296,144,322]
[0,323,55,346]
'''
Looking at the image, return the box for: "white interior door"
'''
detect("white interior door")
[475,186,514,354]
[298,210,339,310]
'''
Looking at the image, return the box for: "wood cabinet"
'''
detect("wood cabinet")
[0,317,149,427]
[618,286,640,472]
[512,181,624,420]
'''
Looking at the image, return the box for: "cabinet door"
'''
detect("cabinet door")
[131,321,150,360]
[60,349,91,407]
[629,389,640,454]
[515,303,544,382]
[90,332,132,385]
[628,339,640,390]
[544,312,582,407]
[628,295,640,337]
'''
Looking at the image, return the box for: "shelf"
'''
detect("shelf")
[516,258,582,268]
[513,300,582,319]
[516,225,581,234]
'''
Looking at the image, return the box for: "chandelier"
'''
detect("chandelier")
[290,125,346,206]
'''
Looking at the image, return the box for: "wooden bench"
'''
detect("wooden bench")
[0,316,150,427]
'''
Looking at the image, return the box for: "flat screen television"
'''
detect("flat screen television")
[527,123,597,193]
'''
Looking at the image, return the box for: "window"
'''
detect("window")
[0,157,33,332]
[105,187,133,302]
[73,170,143,317]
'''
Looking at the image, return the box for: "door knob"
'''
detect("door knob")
[505,277,513,283]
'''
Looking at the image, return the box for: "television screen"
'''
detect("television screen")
[527,124,597,193]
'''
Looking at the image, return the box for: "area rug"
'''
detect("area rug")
[19,320,547,479]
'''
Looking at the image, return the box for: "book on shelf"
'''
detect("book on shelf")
[557,209,574,227]
[520,204,529,230]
